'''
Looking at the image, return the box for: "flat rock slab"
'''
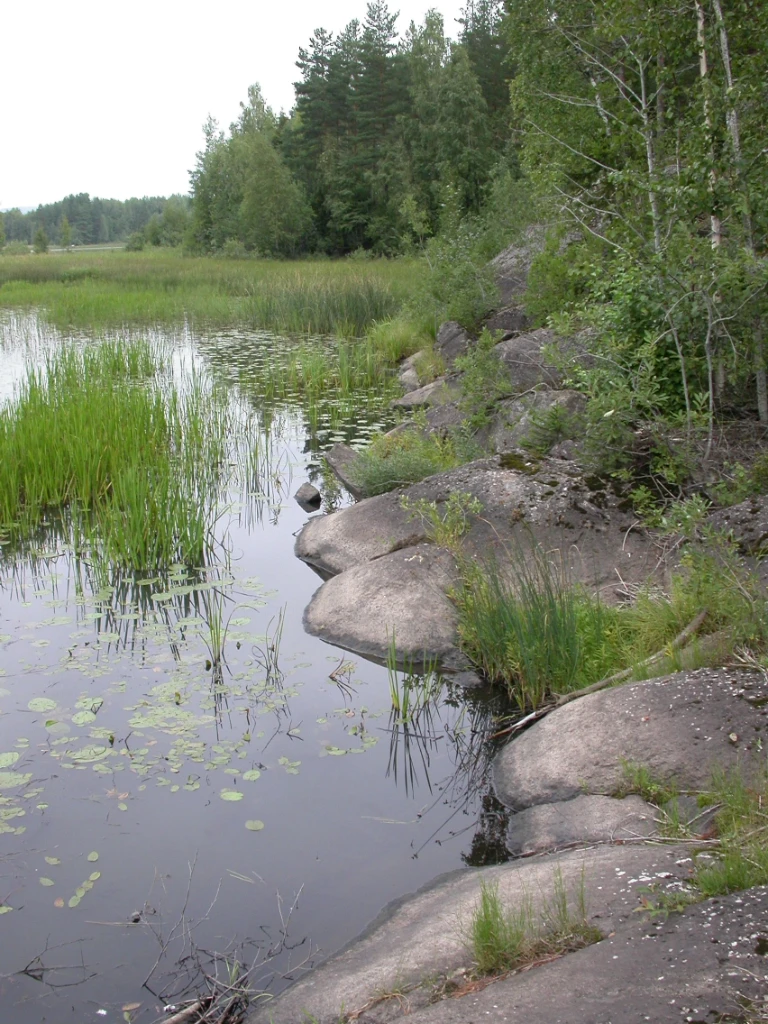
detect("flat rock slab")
[398,887,768,1024]
[494,668,768,812]
[296,456,657,590]
[247,843,694,1024]
[303,543,469,672]
[506,794,657,857]
[391,378,457,410]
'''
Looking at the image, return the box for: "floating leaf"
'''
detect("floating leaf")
[87,851,99,862]
[118,802,128,811]
[0,752,20,769]
[0,771,33,789]
[245,819,265,831]
[39,877,55,887]
[70,745,109,763]
[28,698,57,713]
[71,711,97,726]
[89,871,101,881]
[220,790,243,802]
[54,898,64,908]
[0,905,13,914]
[68,895,81,908]
[45,856,61,865]
[242,770,261,782]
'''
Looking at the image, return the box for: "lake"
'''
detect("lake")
[0,313,508,1023]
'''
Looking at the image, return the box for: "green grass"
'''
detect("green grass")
[469,872,602,976]
[0,339,230,569]
[695,766,768,898]
[0,249,428,337]
[349,430,465,497]
[454,536,767,710]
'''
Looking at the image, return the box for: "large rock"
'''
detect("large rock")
[435,321,473,368]
[397,354,421,394]
[491,225,545,305]
[505,794,657,858]
[484,388,586,454]
[303,543,469,672]
[493,329,570,393]
[391,378,456,411]
[246,842,694,1024]
[297,456,657,589]
[709,494,768,554]
[494,668,768,812]
[297,456,660,674]
[324,443,365,500]
[484,305,530,336]
[393,887,768,1024]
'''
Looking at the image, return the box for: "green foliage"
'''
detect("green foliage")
[125,231,145,252]
[58,216,72,248]
[455,524,768,709]
[454,329,512,427]
[400,491,482,552]
[520,402,580,457]
[614,762,677,805]
[0,340,230,569]
[3,194,170,246]
[469,872,602,976]
[350,431,463,498]
[456,548,627,709]
[0,249,423,337]
[32,226,49,254]
[695,766,768,898]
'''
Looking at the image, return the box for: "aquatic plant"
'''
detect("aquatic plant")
[0,339,230,569]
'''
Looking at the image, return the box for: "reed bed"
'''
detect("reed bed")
[0,339,230,569]
[0,250,427,337]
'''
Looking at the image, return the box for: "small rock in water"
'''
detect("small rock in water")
[295,482,322,511]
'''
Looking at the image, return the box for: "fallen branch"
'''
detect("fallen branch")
[490,609,709,740]
[554,608,709,707]
[161,999,211,1024]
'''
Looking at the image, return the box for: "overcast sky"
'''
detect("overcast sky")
[1,0,465,211]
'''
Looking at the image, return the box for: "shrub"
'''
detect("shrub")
[350,429,461,497]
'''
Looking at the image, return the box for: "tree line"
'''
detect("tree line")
[0,194,190,249]
[187,0,511,256]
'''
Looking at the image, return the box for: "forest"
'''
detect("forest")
[1,194,189,248]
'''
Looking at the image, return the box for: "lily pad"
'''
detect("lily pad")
[0,753,20,769]
[0,771,33,789]
[87,851,99,862]
[220,790,243,802]
[242,770,261,782]
[28,698,57,713]
[68,895,81,908]
[245,819,265,831]
[39,877,55,887]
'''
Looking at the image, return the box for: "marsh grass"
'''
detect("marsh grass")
[0,249,426,337]
[0,339,230,569]
[470,871,602,976]
[455,535,768,709]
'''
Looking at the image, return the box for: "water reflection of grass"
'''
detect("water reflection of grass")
[0,338,232,569]
[0,249,426,338]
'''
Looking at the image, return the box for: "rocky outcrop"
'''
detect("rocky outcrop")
[504,794,657,857]
[391,377,457,410]
[246,842,696,1024]
[709,494,768,554]
[491,225,545,305]
[434,320,473,368]
[483,388,586,454]
[493,667,768,812]
[296,455,659,670]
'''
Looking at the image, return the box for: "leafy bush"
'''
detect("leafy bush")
[2,241,31,256]
[125,232,145,252]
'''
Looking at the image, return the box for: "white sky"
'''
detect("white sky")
[1,0,465,211]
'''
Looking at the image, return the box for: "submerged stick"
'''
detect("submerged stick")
[491,609,709,740]
[160,999,210,1024]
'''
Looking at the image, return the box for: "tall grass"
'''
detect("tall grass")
[455,537,767,710]
[0,340,230,569]
[0,249,428,337]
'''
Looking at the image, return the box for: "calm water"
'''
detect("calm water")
[0,314,508,1023]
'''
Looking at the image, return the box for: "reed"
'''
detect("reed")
[0,250,426,337]
[0,339,230,569]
